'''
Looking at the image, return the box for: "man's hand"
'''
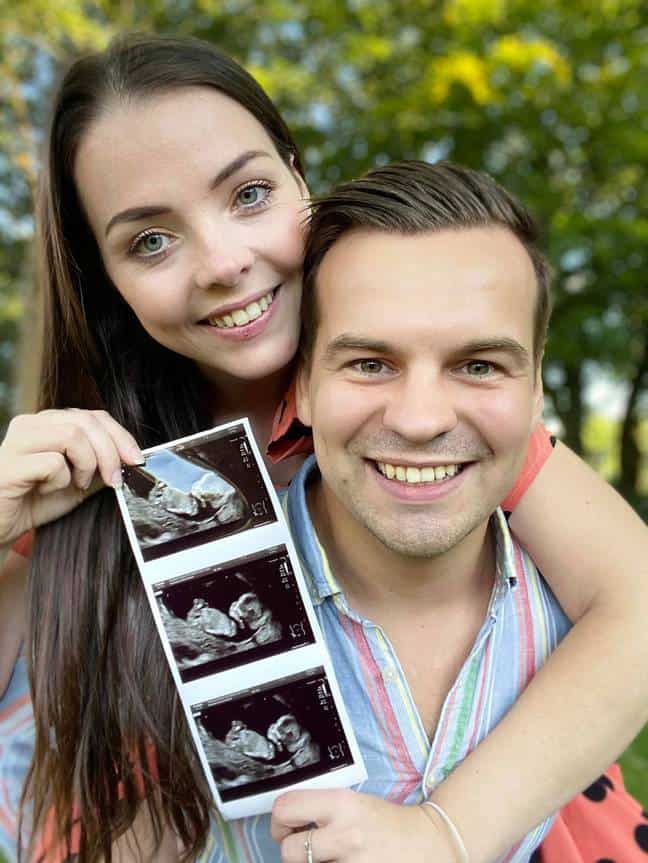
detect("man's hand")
[0,408,144,545]
[271,788,451,862]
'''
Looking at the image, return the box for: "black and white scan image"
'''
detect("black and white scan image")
[154,546,315,681]
[121,424,276,560]
[192,668,354,802]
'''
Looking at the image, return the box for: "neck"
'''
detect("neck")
[307,473,495,616]
[200,364,293,424]
[198,361,302,487]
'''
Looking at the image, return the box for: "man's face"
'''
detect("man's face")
[297,226,543,558]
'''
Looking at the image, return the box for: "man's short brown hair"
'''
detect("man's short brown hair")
[301,160,552,367]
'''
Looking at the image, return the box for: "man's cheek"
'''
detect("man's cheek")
[470,388,536,451]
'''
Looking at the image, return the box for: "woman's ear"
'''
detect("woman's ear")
[295,362,312,428]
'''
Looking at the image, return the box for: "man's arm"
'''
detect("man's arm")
[428,440,648,861]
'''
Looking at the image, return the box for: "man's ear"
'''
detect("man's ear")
[295,361,313,428]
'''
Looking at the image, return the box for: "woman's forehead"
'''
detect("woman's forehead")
[74,87,280,234]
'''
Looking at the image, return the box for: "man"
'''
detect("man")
[268,161,569,863]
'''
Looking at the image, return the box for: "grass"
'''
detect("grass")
[620,724,648,809]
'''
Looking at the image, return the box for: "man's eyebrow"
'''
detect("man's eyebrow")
[460,338,531,366]
[321,334,395,363]
[104,149,272,237]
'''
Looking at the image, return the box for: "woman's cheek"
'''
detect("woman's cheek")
[268,204,307,269]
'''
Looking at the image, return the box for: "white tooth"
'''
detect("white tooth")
[385,463,395,479]
[265,291,274,304]
[232,309,250,326]
[395,466,406,481]
[215,319,225,328]
[246,301,262,320]
[259,296,268,311]
[434,466,447,481]
[406,467,421,484]
[224,314,234,327]
[421,467,436,482]
[446,465,457,477]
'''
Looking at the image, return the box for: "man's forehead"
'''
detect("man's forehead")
[314,226,537,344]
[316,224,536,283]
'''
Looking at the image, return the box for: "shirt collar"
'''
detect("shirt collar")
[266,375,314,464]
[285,455,518,611]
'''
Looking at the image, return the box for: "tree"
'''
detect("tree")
[1,0,645,499]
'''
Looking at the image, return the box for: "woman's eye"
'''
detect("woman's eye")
[130,232,173,258]
[464,360,495,376]
[236,183,272,209]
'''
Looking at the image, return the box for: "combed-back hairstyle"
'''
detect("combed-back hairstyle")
[301,160,551,366]
[23,32,304,862]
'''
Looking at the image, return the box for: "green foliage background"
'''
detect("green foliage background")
[0,0,646,827]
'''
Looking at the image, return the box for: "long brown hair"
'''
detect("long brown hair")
[23,33,304,861]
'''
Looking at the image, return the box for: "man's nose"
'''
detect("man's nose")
[382,371,458,442]
[193,229,254,291]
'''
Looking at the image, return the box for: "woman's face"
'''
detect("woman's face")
[75,86,307,384]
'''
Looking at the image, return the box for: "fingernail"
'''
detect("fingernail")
[111,469,123,489]
[130,447,146,465]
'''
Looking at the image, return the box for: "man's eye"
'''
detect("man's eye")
[464,360,495,376]
[354,359,387,375]
[236,183,273,209]
[130,232,173,257]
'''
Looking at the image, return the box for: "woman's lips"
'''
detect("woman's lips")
[200,286,281,341]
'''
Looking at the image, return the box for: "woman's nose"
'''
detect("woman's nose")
[193,231,254,291]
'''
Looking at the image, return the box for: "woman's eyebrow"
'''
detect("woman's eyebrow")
[104,149,273,237]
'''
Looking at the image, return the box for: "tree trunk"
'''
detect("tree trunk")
[618,332,648,501]
[561,363,584,455]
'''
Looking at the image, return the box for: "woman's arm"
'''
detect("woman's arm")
[101,809,181,863]
[0,550,28,696]
[429,440,648,862]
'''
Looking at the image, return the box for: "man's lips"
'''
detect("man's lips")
[369,458,472,484]
[367,458,473,500]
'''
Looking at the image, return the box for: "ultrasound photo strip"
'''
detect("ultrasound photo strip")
[153,545,316,682]
[114,418,366,819]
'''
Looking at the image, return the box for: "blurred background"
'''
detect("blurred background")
[0,0,646,815]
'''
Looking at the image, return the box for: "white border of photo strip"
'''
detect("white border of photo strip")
[115,417,366,820]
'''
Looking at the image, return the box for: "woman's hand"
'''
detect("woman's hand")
[271,788,455,862]
[0,408,144,545]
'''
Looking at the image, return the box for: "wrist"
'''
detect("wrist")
[418,801,469,863]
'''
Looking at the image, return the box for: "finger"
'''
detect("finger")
[4,417,99,491]
[38,465,105,498]
[272,790,346,842]
[280,823,363,863]
[81,410,144,464]
[62,411,134,489]
[11,452,72,496]
[6,410,142,489]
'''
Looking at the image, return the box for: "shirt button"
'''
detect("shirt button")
[383,666,396,682]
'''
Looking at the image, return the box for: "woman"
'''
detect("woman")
[0,33,646,863]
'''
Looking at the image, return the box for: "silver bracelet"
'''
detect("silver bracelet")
[421,800,469,863]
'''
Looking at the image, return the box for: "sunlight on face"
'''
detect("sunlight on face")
[75,87,308,385]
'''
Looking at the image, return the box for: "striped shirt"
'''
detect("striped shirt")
[193,456,571,862]
[0,452,569,861]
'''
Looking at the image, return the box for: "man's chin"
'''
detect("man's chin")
[359,511,482,559]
